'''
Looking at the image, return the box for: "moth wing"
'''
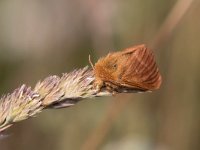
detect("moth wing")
[120,46,162,90]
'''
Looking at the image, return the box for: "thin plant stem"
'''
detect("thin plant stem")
[80,0,195,149]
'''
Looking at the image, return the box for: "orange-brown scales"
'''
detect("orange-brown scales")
[93,44,162,93]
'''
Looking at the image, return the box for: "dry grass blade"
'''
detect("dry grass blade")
[151,0,195,48]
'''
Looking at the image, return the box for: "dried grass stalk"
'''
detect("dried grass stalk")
[0,66,110,133]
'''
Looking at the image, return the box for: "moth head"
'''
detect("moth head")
[94,52,122,81]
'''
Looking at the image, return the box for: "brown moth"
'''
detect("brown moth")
[93,44,162,93]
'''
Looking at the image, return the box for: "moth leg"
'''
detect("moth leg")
[93,80,104,92]
[105,82,119,95]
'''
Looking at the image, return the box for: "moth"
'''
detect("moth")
[91,44,162,93]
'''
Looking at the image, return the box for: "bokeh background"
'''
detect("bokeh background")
[0,0,200,150]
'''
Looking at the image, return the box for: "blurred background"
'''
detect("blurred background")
[0,0,200,150]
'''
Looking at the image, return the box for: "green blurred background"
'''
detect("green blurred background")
[0,0,200,150]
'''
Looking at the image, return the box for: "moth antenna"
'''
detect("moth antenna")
[89,54,94,70]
